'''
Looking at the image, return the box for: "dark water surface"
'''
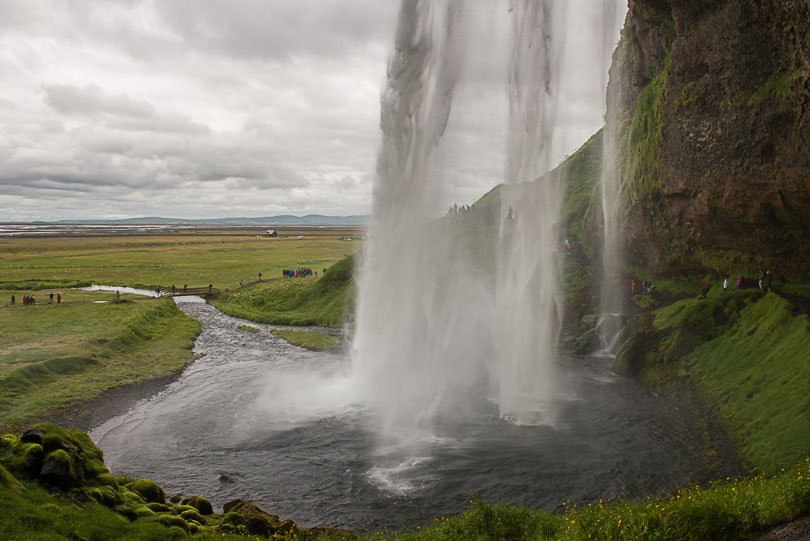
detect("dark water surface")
[91,300,727,531]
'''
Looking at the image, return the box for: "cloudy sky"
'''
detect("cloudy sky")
[0,1,623,221]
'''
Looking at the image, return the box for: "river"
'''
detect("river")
[91,299,730,531]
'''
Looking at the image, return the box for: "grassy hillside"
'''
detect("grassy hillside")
[0,292,200,431]
[212,254,355,327]
[616,291,810,472]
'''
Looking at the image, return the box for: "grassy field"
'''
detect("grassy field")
[0,229,359,291]
[0,291,200,431]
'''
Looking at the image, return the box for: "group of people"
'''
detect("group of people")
[724,271,774,293]
[283,268,316,278]
[11,292,61,305]
[630,279,655,295]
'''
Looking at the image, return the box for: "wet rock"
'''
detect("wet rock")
[218,474,236,484]
[20,428,44,445]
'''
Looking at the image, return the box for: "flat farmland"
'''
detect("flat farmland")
[0,229,361,291]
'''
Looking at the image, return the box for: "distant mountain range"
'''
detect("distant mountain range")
[50,215,368,226]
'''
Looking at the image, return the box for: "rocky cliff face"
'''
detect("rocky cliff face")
[611,0,810,278]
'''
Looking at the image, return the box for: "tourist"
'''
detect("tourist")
[736,275,743,290]
[171,285,176,295]
[766,271,773,292]
[758,270,765,291]
[49,292,54,304]
[723,278,729,291]
[56,293,61,304]
[155,287,161,297]
[701,282,710,299]
[10,294,15,305]
[258,272,262,281]
[631,279,637,295]
[183,284,188,294]
[116,290,120,301]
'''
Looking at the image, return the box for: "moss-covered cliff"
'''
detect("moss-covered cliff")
[613,0,810,279]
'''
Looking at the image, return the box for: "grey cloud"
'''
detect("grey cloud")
[156,0,398,61]
[44,84,155,117]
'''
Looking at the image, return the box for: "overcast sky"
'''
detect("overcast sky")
[0,0,623,221]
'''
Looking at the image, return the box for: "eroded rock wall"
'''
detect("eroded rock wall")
[613,0,810,278]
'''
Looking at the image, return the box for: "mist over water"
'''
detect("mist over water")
[353,0,628,441]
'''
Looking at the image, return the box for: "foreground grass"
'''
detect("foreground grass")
[0,231,359,291]
[619,291,810,473]
[367,460,810,540]
[0,292,200,431]
[213,255,354,327]
[272,329,342,351]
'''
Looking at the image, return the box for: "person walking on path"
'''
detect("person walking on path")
[56,293,61,304]
[723,278,729,291]
[10,294,15,305]
[701,282,710,299]
[49,292,54,304]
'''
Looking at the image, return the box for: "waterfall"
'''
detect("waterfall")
[599,1,629,354]
[495,0,565,425]
[353,0,627,441]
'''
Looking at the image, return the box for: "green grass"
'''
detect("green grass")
[683,293,810,471]
[0,230,359,291]
[213,255,355,327]
[0,292,200,431]
[344,461,810,540]
[272,330,342,351]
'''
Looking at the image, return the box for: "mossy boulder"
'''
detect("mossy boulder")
[152,513,190,533]
[222,499,292,536]
[120,488,146,507]
[180,495,214,515]
[144,501,172,513]
[40,449,81,490]
[82,485,122,508]
[3,424,111,489]
[179,509,206,525]
[0,433,18,451]
[9,442,45,477]
[127,478,166,504]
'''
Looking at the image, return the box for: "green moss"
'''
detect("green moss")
[729,70,802,107]
[622,53,671,207]
[127,479,166,504]
[181,494,214,515]
[179,508,206,524]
